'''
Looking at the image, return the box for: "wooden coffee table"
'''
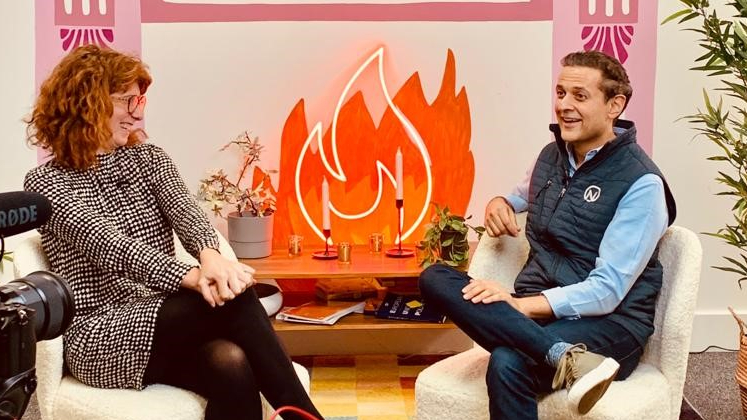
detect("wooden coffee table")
[240,244,461,332]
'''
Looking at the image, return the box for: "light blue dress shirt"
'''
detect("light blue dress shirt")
[504,143,669,319]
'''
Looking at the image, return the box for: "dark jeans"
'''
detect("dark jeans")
[419,264,643,420]
[143,288,322,420]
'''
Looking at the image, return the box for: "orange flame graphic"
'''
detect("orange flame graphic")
[275,49,474,246]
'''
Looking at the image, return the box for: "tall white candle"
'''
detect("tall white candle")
[322,177,331,230]
[395,148,403,200]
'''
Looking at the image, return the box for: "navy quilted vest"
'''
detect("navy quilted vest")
[515,120,676,346]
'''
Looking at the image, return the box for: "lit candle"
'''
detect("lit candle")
[395,148,403,200]
[322,177,331,230]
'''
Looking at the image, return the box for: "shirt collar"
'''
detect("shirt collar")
[566,126,625,173]
[566,144,601,171]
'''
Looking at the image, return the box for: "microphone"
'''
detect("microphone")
[0,192,52,237]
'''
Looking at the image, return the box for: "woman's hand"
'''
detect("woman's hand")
[462,278,523,313]
[198,248,256,305]
[181,267,221,307]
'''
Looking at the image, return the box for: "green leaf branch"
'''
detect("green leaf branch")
[666,1,747,287]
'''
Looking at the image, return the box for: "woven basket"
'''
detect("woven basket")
[729,307,747,419]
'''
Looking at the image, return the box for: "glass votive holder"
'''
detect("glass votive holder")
[288,234,303,257]
[369,232,384,253]
[337,241,352,264]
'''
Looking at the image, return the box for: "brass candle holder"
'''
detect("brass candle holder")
[337,242,352,264]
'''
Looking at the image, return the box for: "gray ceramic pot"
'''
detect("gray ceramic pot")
[227,211,274,258]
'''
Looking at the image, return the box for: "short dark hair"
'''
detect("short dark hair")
[561,50,632,109]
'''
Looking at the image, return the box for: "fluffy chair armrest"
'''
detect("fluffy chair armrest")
[12,233,50,279]
[643,226,702,420]
[467,213,529,291]
[35,338,65,420]
[174,229,237,265]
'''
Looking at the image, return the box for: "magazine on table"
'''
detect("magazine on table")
[374,293,447,323]
[275,300,365,325]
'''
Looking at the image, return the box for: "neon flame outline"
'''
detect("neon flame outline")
[294,46,433,243]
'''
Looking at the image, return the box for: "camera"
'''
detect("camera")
[0,191,75,420]
[0,272,75,420]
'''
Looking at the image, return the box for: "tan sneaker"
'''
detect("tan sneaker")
[551,344,620,414]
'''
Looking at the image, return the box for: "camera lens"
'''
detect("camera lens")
[0,271,75,340]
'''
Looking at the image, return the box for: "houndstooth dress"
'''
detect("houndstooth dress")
[24,143,220,390]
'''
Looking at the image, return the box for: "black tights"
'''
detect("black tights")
[143,288,322,420]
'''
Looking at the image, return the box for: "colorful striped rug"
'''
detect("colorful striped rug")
[293,354,440,420]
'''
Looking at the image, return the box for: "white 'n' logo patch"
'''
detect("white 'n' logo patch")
[584,185,601,203]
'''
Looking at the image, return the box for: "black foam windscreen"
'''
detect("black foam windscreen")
[0,191,52,237]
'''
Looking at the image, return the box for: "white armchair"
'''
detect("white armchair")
[12,230,309,420]
[415,215,703,420]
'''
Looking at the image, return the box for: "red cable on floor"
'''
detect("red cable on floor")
[269,406,321,420]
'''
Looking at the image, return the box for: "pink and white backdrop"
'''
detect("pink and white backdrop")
[34,0,658,247]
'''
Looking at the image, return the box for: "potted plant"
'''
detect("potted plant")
[197,130,277,258]
[666,2,747,417]
[417,203,485,269]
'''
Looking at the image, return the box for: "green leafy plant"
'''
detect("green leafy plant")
[665,1,747,287]
[417,203,485,269]
[0,251,13,275]
[197,131,277,218]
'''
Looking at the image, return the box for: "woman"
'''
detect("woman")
[24,44,323,420]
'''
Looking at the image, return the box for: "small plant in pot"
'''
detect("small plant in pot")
[417,203,485,269]
[197,130,277,258]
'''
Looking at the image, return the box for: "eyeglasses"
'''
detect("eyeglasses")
[112,94,147,115]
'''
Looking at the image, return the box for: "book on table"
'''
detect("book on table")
[374,293,447,323]
[275,300,366,325]
[363,297,383,316]
[275,278,317,306]
[376,277,421,296]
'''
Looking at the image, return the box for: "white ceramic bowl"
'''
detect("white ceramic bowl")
[255,280,283,317]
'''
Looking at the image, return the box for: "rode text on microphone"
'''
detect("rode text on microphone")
[0,192,52,261]
[0,205,39,232]
[0,192,52,238]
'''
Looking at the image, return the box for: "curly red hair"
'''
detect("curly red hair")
[26,44,152,170]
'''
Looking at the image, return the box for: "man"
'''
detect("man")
[419,50,676,420]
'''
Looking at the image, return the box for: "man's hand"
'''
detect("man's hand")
[462,278,523,313]
[198,248,256,305]
[462,278,554,319]
[484,196,521,237]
